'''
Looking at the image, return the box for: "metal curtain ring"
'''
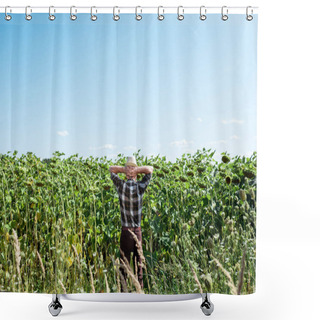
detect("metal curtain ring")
[135,6,142,21]
[221,6,228,21]
[113,6,120,21]
[70,6,77,21]
[49,6,56,21]
[91,6,97,21]
[25,6,32,21]
[158,6,164,21]
[200,6,207,21]
[177,6,184,21]
[246,6,253,21]
[5,6,12,21]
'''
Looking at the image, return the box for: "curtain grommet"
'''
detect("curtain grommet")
[158,6,165,21]
[177,6,184,21]
[135,6,142,21]
[246,6,253,21]
[200,6,207,21]
[25,6,32,21]
[5,6,12,21]
[221,6,228,21]
[70,6,77,21]
[91,6,97,21]
[113,6,120,21]
[49,6,56,21]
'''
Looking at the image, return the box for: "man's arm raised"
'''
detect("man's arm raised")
[136,166,153,175]
[109,166,126,174]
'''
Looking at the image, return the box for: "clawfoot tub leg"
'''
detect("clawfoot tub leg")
[48,294,63,317]
[200,293,214,316]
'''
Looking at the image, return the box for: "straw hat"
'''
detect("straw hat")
[125,156,137,167]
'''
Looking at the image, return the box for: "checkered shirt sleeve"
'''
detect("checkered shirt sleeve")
[110,172,124,189]
[138,173,152,193]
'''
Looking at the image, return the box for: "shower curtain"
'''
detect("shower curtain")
[0,10,257,295]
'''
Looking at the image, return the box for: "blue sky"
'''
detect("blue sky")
[0,13,257,162]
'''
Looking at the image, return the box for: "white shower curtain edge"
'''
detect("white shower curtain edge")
[60,293,201,302]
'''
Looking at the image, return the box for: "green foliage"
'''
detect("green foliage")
[0,149,256,294]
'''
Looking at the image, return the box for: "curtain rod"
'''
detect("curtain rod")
[0,6,259,15]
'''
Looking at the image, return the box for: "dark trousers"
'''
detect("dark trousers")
[119,226,144,291]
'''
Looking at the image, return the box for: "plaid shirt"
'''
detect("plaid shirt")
[110,172,152,227]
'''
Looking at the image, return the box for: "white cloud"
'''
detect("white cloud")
[170,139,194,147]
[103,144,116,149]
[124,146,137,151]
[207,140,227,146]
[221,119,244,125]
[57,130,69,137]
[89,144,116,151]
[107,153,118,159]
[230,135,240,140]
[189,116,203,122]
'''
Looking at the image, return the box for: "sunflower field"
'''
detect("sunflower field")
[0,148,256,294]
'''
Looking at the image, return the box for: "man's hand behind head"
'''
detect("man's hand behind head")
[125,165,137,180]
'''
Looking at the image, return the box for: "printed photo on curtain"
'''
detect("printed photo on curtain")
[0,10,257,296]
